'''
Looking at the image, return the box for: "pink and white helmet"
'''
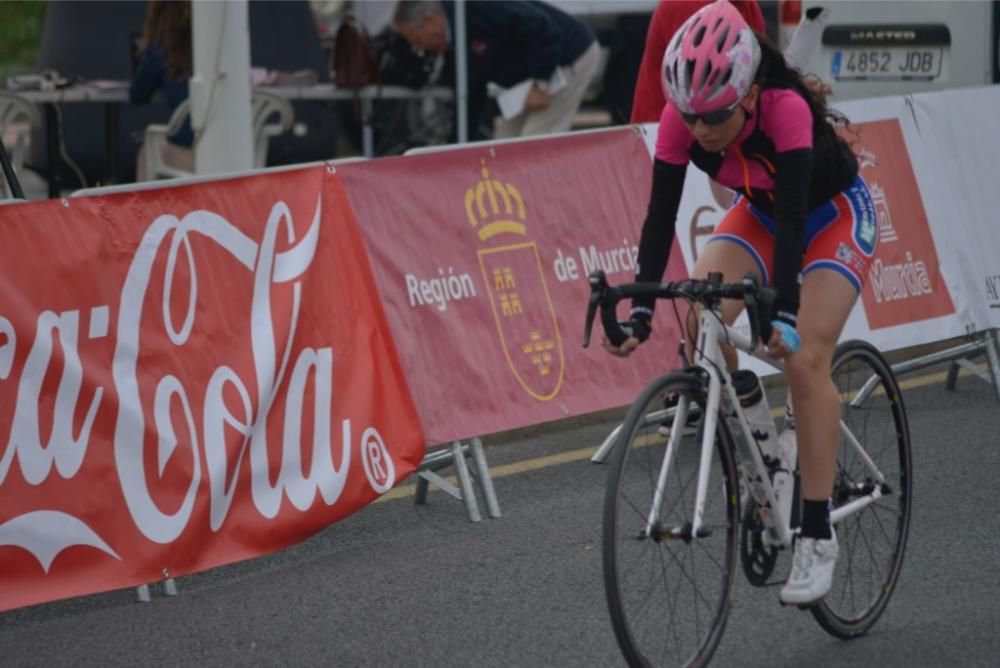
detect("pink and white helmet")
[661,0,761,115]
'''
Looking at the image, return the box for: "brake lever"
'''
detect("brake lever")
[583,270,631,348]
[583,270,608,348]
[742,274,761,353]
[757,286,777,345]
[583,290,600,348]
[740,272,777,350]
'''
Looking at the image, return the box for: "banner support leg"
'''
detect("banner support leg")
[415,438,500,522]
[939,330,1000,402]
[162,571,178,597]
[984,329,1000,403]
[591,423,622,464]
[450,441,481,522]
[470,437,501,518]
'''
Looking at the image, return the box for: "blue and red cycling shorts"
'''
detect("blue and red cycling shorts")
[709,176,878,292]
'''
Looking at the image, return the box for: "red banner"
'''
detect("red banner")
[340,128,688,443]
[851,119,956,328]
[0,166,424,612]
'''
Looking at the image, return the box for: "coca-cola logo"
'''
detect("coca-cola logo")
[0,197,392,570]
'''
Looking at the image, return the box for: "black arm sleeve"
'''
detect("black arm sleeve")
[630,159,687,320]
[771,148,812,324]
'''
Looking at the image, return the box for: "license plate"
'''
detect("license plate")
[831,48,942,81]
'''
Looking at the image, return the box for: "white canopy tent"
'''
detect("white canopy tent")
[187,0,470,176]
[190,0,254,174]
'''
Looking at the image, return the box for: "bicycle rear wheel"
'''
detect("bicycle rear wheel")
[603,372,739,668]
[811,340,913,638]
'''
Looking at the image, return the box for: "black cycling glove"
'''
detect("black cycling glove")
[619,314,652,343]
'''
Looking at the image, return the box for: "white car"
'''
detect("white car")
[790,0,998,100]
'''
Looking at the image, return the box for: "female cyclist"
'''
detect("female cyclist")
[602,0,877,605]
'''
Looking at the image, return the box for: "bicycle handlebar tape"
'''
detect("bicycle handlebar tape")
[600,300,628,347]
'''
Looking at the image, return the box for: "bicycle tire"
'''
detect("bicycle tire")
[811,339,913,638]
[603,371,740,667]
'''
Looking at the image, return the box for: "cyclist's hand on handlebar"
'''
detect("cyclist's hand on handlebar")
[601,318,651,358]
[765,320,801,359]
[602,332,640,357]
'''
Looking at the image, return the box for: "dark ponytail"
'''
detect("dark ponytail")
[753,33,855,157]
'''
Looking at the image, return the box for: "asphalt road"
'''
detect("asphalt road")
[2,360,999,667]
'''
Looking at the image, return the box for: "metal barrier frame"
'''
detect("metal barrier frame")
[415,438,501,523]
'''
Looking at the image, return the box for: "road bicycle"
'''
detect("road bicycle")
[583,270,912,668]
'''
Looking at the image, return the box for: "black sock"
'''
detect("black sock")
[800,498,832,539]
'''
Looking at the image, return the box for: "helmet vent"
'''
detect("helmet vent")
[684,59,695,94]
[700,61,714,89]
[693,25,707,47]
[671,24,688,51]
[716,26,731,54]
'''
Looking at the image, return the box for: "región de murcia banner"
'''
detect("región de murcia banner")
[339,129,688,443]
[0,166,424,612]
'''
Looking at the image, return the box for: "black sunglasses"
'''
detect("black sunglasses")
[680,103,740,126]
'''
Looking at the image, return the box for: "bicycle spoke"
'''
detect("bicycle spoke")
[855,513,887,581]
[694,530,728,571]
[664,555,687,663]
[865,501,897,545]
[605,378,736,667]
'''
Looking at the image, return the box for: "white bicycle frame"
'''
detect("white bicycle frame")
[600,302,891,550]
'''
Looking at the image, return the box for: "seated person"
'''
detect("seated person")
[130,0,194,180]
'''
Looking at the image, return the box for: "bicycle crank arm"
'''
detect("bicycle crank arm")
[640,521,713,543]
[830,487,884,525]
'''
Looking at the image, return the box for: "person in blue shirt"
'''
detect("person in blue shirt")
[392,0,599,139]
[129,0,194,180]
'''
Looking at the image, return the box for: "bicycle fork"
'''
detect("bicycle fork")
[643,369,788,544]
[644,374,726,540]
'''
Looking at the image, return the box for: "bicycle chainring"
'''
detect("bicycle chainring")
[739,502,779,587]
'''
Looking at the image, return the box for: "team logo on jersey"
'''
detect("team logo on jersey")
[845,180,878,255]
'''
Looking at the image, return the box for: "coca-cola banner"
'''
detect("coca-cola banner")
[0,166,424,612]
[339,128,689,443]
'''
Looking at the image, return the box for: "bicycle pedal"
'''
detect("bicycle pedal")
[777,595,819,610]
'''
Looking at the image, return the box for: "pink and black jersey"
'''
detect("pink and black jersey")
[632,86,860,323]
[654,88,856,216]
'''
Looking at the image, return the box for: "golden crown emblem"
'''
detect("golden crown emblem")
[465,159,527,242]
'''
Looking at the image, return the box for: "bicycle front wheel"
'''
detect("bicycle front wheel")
[603,372,740,668]
[811,340,913,638]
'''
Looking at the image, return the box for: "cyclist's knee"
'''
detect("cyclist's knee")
[785,343,831,387]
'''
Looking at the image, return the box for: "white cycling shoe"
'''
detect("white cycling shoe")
[779,532,839,605]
